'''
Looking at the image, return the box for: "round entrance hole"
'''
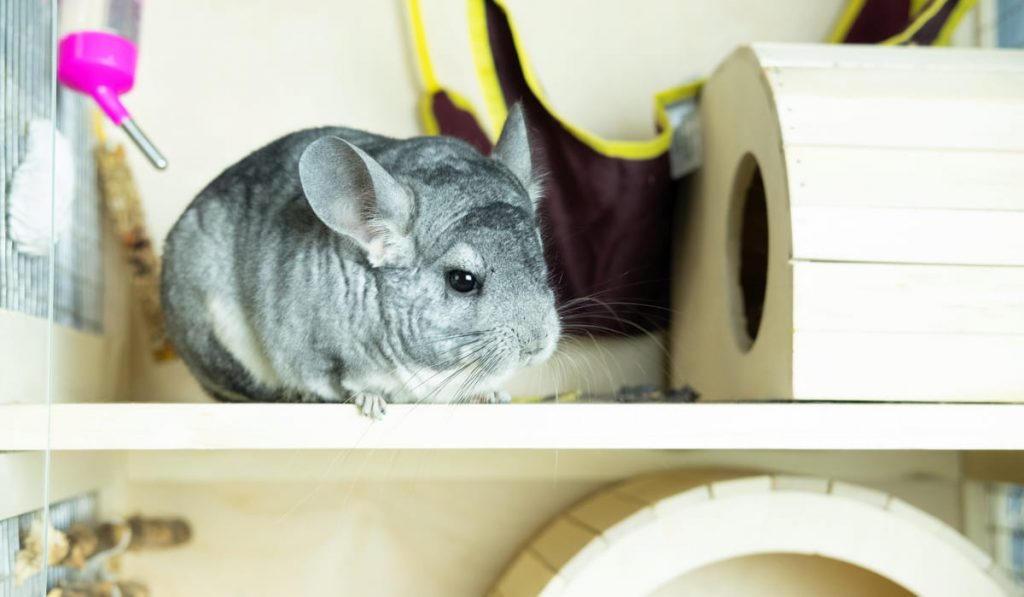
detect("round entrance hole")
[729,153,769,352]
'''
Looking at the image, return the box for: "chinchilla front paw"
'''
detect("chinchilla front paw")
[353,392,388,419]
[467,390,511,404]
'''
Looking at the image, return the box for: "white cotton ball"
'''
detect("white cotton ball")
[7,119,76,256]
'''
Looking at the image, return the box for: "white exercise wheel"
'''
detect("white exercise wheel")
[490,471,1016,597]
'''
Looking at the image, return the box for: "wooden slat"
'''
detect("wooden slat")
[777,96,1024,151]
[5,403,1024,450]
[791,205,1024,265]
[531,518,601,573]
[792,261,1024,334]
[768,67,1024,103]
[494,550,563,597]
[793,331,1024,402]
[752,43,1024,72]
[785,146,1024,211]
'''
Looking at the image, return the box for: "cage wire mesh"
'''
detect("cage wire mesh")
[0,493,99,596]
[1,0,105,333]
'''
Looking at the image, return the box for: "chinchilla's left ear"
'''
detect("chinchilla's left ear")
[492,103,543,209]
[299,136,415,267]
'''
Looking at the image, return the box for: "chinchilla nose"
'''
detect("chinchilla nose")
[522,310,560,358]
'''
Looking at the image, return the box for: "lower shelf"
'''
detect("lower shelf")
[2,402,1023,450]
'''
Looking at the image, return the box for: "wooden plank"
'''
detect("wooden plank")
[530,518,607,584]
[792,262,1024,334]
[615,471,741,505]
[495,551,563,597]
[4,403,1024,450]
[531,517,601,573]
[831,481,890,509]
[768,66,1024,103]
[887,498,994,569]
[772,475,830,494]
[752,42,1024,72]
[776,95,1024,151]
[785,145,1024,211]
[567,492,650,542]
[792,332,1024,402]
[791,206,1024,265]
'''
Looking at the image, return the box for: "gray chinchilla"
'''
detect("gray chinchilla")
[161,104,559,418]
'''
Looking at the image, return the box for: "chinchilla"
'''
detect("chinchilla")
[161,104,560,418]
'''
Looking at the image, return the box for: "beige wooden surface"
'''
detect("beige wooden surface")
[107,458,965,597]
[671,43,1024,403]
[4,403,1024,450]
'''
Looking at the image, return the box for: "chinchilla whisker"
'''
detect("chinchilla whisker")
[557,297,675,316]
[417,356,484,406]
[451,348,498,402]
[555,345,598,397]
[417,329,494,344]
[561,316,671,361]
[397,342,492,399]
[556,328,623,396]
[560,298,672,335]
[385,339,488,403]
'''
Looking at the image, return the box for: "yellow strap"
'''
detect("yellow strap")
[467,0,698,160]
[408,0,440,92]
[828,0,974,44]
[467,0,508,141]
[883,0,949,44]
[410,0,489,138]
[933,0,978,45]
[910,0,931,16]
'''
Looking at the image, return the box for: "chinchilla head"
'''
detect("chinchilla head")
[298,104,559,387]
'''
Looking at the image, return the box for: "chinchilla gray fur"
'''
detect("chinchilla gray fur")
[161,104,559,418]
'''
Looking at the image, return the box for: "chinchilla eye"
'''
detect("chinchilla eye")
[446,270,480,294]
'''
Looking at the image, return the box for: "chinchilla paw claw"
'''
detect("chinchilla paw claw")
[467,390,511,404]
[354,392,387,419]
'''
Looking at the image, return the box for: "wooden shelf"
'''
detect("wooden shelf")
[1,402,1023,451]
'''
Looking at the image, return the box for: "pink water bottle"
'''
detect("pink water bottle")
[57,0,167,169]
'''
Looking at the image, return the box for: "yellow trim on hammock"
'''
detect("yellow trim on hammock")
[467,0,507,140]
[910,0,931,16]
[828,0,867,42]
[828,0,973,45]
[934,0,978,45]
[467,0,699,160]
[883,0,948,44]
[409,0,489,136]
[408,0,439,92]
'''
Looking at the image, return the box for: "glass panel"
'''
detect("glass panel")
[0,0,58,595]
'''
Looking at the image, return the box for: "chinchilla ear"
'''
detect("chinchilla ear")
[492,103,542,209]
[299,136,414,267]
